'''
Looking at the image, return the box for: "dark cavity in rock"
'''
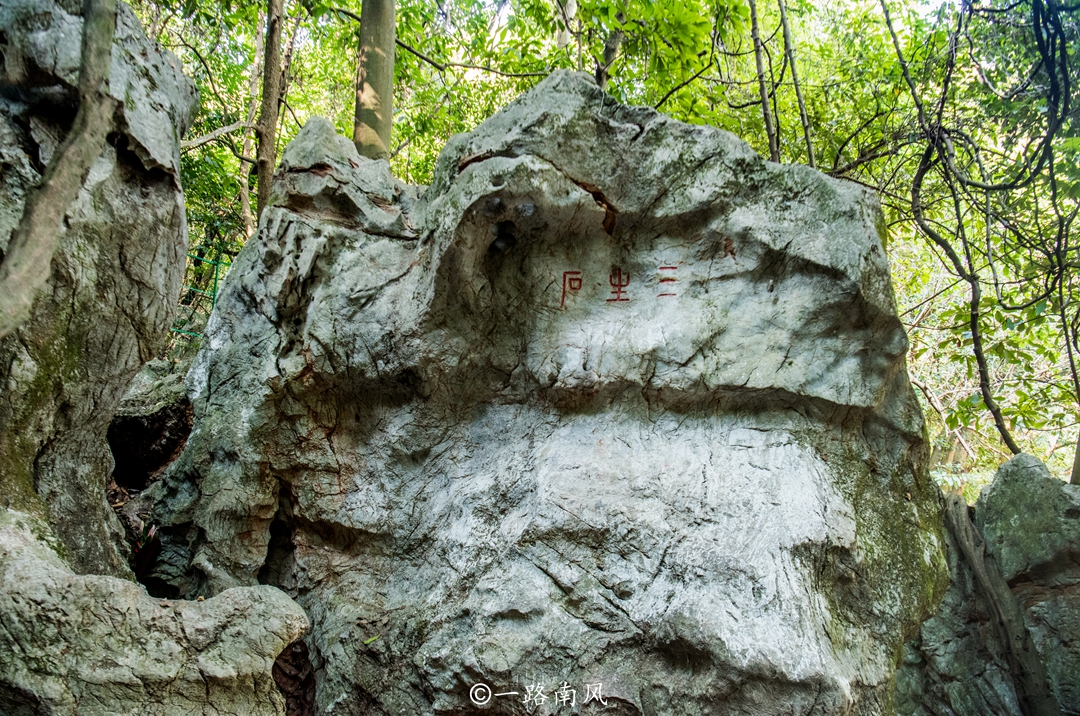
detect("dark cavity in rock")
[107,396,193,490]
[273,640,317,716]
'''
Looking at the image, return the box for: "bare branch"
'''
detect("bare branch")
[182,120,253,150]
[395,38,549,78]
[332,9,548,79]
[655,61,713,111]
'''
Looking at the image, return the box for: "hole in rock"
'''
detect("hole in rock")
[107,397,193,491]
[488,221,518,255]
[139,573,179,600]
[107,395,193,591]
[273,640,317,716]
[258,509,297,588]
[0,681,47,716]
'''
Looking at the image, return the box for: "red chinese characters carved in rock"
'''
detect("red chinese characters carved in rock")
[607,267,630,302]
[560,270,583,308]
[658,265,677,297]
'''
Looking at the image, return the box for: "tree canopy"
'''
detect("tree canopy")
[134,0,1080,493]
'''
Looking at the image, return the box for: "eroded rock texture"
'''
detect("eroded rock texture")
[154,72,948,715]
[0,4,310,714]
[898,454,1080,716]
[0,509,309,716]
[0,0,196,576]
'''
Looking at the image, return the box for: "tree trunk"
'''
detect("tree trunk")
[968,277,1022,455]
[1059,299,1080,485]
[748,0,779,162]
[256,0,284,221]
[595,28,623,90]
[278,11,304,134]
[944,495,1061,716]
[353,0,395,160]
[0,0,119,340]
[777,0,814,168]
[240,10,265,237]
[1071,429,1080,484]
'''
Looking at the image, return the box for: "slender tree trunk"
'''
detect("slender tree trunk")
[1071,431,1080,485]
[969,277,1022,455]
[1061,303,1080,484]
[353,0,395,160]
[577,18,583,72]
[748,0,779,162]
[595,28,623,90]
[256,0,284,220]
[910,148,1021,455]
[777,0,814,168]
[0,0,118,340]
[240,10,265,237]
[277,12,304,136]
[1055,288,1080,484]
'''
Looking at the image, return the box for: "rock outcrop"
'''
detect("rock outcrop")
[153,72,948,715]
[0,509,308,716]
[0,0,196,576]
[0,3,310,714]
[898,454,1080,716]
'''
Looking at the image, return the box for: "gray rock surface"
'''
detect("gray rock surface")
[0,508,309,716]
[0,4,312,714]
[978,456,1079,715]
[897,454,1080,716]
[154,73,947,715]
[0,0,197,576]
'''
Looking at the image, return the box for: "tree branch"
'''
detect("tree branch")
[331,8,548,79]
[395,38,549,78]
[654,60,712,110]
[181,120,253,150]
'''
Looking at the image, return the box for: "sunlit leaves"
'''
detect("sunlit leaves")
[137,0,1080,480]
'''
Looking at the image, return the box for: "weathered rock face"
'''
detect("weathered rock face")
[898,454,1080,716]
[154,72,948,715]
[0,508,309,716]
[977,456,1080,716]
[0,4,312,715]
[0,0,197,576]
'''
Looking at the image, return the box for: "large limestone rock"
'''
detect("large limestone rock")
[0,509,309,716]
[898,455,1080,715]
[0,0,197,576]
[154,72,948,714]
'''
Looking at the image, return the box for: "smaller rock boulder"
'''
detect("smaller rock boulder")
[975,453,1080,585]
[977,455,1080,713]
[0,508,309,716]
[897,454,1080,716]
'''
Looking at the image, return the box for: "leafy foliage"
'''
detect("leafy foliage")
[134,0,1080,490]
